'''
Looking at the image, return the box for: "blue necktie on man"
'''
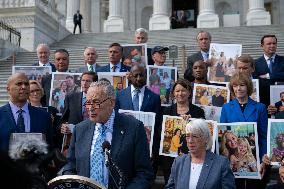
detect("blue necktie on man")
[133,89,140,111]
[90,124,106,185]
[17,109,25,133]
[269,57,273,73]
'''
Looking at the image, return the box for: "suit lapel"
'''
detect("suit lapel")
[111,113,126,160]
[125,87,134,110]
[140,88,150,111]
[29,105,36,132]
[197,52,204,61]
[3,104,17,131]
[181,155,191,188]
[232,99,246,121]
[197,151,214,189]
[85,120,96,169]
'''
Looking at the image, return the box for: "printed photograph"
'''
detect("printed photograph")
[217,122,261,179]
[208,43,242,82]
[118,109,156,156]
[12,66,52,84]
[267,119,284,165]
[270,85,284,107]
[160,116,217,157]
[97,72,128,94]
[49,73,82,114]
[192,84,230,122]
[147,65,177,106]
[122,43,147,67]
[251,79,260,102]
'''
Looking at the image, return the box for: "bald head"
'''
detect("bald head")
[7,73,30,107]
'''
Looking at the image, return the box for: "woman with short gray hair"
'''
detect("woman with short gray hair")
[166,119,235,189]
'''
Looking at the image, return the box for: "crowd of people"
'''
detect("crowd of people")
[1,27,284,189]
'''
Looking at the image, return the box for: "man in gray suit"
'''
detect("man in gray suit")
[75,47,100,73]
[184,31,212,81]
[63,80,154,188]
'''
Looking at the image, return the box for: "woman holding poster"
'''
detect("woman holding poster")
[220,72,268,189]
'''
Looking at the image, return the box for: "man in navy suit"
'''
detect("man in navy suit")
[275,92,284,112]
[184,31,211,81]
[32,43,56,72]
[0,73,53,152]
[41,49,71,106]
[253,35,284,107]
[96,43,131,72]
[115,65,161,156]
[63,80,154,188]
[75,47,101,73]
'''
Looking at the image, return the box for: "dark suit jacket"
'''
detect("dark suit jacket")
[212,95,225,107]
[60,92,83,125]
[115,86,161,155]
[96,63,131,72]
[275,101,283,112]
[184,51,204,81]
[147,48,154,65]
[73,13,83,24]
[0,103,53,152]
[63,113,154,189]
[41,74,52,106]
[74,64,100,73]
[166,151,236,189]
[32,62,56,72]
[220,98,268,159]
[253,55,284,106]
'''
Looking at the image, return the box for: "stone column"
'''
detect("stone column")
[104,0,124,32]
[80,0,91,32]
[149,0,170,30]
[246,0,271,26]
[65,0,80,33]
[197,0,219,28]
[91,0,102,32]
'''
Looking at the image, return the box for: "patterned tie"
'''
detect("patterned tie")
[90,124,106,185]
[82,96,89,120]
[16,109,25,133]
[133,89,140,111]
[112,65,117,72]
[89,65,94,72]
[269,58,273,73]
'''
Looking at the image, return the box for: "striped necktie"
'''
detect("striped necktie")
[17,109,25,132]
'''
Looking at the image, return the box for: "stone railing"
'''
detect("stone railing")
[0,20,21,46]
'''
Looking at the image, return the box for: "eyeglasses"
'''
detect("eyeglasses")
[84,98,110,109]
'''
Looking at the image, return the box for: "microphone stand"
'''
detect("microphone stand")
[105,150,125,189]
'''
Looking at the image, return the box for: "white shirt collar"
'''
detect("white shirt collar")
[109,62,121,72]
[264,54,276,61]
[130,85,145,94]
[87,63,96,70]
[39,61,51,67]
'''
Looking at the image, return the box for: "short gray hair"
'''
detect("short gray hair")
[196,31,212,41]
[36,43,50,52]
[89,80,116,99]
[186,119,213,150]
[135,28,148,37]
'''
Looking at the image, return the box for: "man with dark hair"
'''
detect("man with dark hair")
[253,35,284,107]
[73,10,83,34]
[97,43,131,72]
[41,49,70,106]
[65,75,80,93]
[184,31,212,81]
[275,92,284,112]
[212,88,225,107]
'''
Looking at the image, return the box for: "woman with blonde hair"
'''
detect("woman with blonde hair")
[166,119,235,189]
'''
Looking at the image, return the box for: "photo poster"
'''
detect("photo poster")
[49,72,82,115]
[208,43,242,82]
[12,66,52,84]
[192,83,230,122]
[270,85,284,105]
[217,122,261,179]
[159,115,217,157]
[97,72,128,93]
[251,79,260,102]
[146,65,177,106]
[122,43,148,67]
[267,119,284,166]
[118,109,156,156]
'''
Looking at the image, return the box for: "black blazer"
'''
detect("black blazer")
[96,63,131,72]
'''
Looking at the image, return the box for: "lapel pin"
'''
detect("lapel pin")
[121,130,124,135]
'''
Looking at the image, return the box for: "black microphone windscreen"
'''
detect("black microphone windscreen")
[102,141,111,151]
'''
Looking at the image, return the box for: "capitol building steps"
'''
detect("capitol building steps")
[0,25,284,106]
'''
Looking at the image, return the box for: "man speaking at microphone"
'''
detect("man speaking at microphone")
[62,80,154,188]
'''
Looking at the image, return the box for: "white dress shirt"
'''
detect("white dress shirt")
[130,85,145,111]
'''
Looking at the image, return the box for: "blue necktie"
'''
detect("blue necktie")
[90,124,106,185]
[17,109,25,133]
[269,58,273,73]
[112,65,117,72]
[133,89,140,111]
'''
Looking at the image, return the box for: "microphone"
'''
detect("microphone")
[102,141,111,167]
[101,141,125,189]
